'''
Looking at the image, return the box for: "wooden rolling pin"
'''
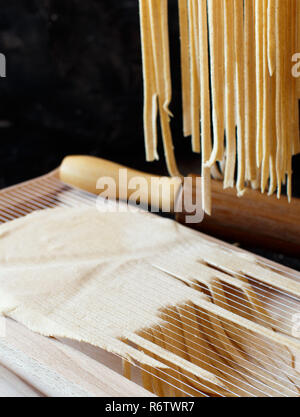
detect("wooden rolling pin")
[60,155,300,257]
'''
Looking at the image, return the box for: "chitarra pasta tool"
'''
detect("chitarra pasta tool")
[0,160,299,397]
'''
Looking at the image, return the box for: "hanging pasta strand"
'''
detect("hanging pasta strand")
[191,0,200,80]
[291,0,300,156]
[244,0,257,181]
[285,0,293,202]
[188,0,201,153]
[274,0,283,197]
[223,0,236,189]
[161,0,173,116]
[267,0,276,76]
[138,0,158,162]
[149,0,180,176]
[261,0,271,193]
[255,0,264,168]
[268,73,277,196]
[279,2,288,188]
[199,0,212,214]
[234,0,246,195]
[205,0,225,167]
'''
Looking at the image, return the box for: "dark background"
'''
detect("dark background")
[0,0,196,189]
[0,0,299,268]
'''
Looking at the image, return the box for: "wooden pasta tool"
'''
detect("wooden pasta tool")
[60,155,300,257]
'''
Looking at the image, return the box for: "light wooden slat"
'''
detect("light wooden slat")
[0,363,40,397]
[0,319,153,397]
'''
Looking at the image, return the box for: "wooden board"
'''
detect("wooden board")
[0,318,153,397]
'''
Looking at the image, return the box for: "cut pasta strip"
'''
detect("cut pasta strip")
[279,2,288,190]
[261,0,270,193]
[223,0,236,189]
[255,0,264,168]
[188,0,200,153]
[161,0,172,116]
[267,0,276,76]
[268,74,277,195]
[138,0,158,161]
[244,0,257,181]
[198,0,212,214]
[178,0,192,137]
[275,0,283,197]
[205,0,225,166]
[140,0,180,176]
[234,0,246,195]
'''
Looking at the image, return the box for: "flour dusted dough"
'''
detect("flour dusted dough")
[0,208,183,342]
[0,207,225,387]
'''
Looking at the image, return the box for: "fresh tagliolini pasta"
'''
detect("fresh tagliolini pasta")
[138,0,300,213]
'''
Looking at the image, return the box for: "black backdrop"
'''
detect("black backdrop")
[0,0,194,188]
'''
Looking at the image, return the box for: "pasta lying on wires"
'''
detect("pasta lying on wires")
[138,0,300,212]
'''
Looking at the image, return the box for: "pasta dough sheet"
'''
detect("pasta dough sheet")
[0,207,299,396]
[0,207,221,384]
